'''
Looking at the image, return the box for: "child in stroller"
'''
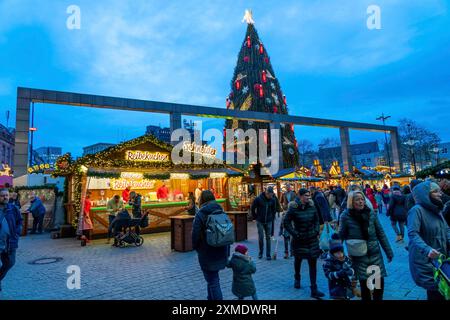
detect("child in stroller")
[112,210,149,247]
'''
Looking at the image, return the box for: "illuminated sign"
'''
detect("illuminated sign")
[111,179,156,190]
[125,151,169,162]
[170,173,190,180]
[210,172,226,179]
[120,172,143,179]
[182,142,217,159]
[27,163,54,174]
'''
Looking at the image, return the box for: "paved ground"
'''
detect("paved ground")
[0,210,426,300]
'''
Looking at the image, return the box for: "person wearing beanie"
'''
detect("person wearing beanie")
[407,181,450,301]
[284,188,325,298]
[322,235,356,300]
[226,244,257,300]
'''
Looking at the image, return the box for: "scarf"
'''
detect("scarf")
[349,206,370,240]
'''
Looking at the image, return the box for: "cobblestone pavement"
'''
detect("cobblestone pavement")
[1,211,426,300]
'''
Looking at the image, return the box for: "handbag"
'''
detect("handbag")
[345,239,368,257]
[319,223,335,251]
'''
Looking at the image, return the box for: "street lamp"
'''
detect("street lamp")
[404,139,418,175]
[376,113,392,174]
[430,147,440,165]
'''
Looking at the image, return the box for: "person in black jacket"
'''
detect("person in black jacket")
[310,187,332,225]
[251,186,276,260]
[283,188,325,298]
[192,190,228,300]
[387,187,408,242]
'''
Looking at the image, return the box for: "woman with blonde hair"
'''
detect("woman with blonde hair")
[338,191,393,301]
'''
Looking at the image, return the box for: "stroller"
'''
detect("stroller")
[113,211,149,248]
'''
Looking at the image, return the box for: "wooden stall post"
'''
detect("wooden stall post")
[170,215,195,252]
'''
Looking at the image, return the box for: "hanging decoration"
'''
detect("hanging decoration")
[273,105,278,113]
[270,82,276,90]
[239,94,252,111]
[235,79,241,90]
[226,98,231,109]
[259,42,264,55]
[290,123,294,132]
[229,91,234,99]
[265,97,272,105]
[266,70,275,79]
[261,70,267,83]
[242,86,249,94]
[264,57,269,64]
[283,95,287,105]
[271,93,280,106]
[243,56,249,63]
[246,36,251,48]
[253,84,264,98]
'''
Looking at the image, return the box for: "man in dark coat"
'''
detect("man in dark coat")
[310,187,332,225]
[192,191,228,300]
[251,186,277,260]
[26,192,46,234]
[331,184,346,212]
[284,188,325,298]
[0,189,23,292]
[407,181,450,301]
[387,186,408,242]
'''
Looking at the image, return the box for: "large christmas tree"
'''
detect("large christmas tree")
[225,10,300,169]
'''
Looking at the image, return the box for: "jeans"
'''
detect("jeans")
[107,215,116,239]
[360,277,384,301]
[0,249,16,282]
[238,293,258,300]
[294,256,317,287]
[391,221,405,237]
[256,221,272,257]
[202,270,223,300]
[32,215,44,233]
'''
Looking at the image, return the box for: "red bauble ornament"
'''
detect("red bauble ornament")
[235,79,241,90]
[243,56,249,62]
[283,95,287,105]
[262,70,267,83]
[259,43,264,55]
[246,36,251,48]
[264,57,269,63]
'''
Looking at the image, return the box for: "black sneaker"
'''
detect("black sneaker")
[266,256,272,261]
[258,253,263,259]
[294,279,301,289]
[311,286,325,299]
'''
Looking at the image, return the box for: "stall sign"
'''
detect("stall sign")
[170,173,190,180]
[111,178,156,190]
[182,142,217,159]
[210,172,226,179]
[125,151,169,162]
[120,172,143,179]
[27,163,54,174]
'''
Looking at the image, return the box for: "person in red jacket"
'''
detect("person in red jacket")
[157,183,169,200]
[122,186,131,203]
[365,185,378,212]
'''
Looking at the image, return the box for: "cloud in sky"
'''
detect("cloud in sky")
[0,0,449,156]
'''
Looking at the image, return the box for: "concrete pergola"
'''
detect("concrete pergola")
[14,87,402,184]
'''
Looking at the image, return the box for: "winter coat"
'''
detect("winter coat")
[28,197,46,218]
[251,192,276,224]
[0,203,23,250]
[313,192,332,224]
[405,193,416,214]
[226,252,256,297]
[387,193,407,222]
[365,188,378,210]
[338,207,393,280]
[283,198,321,259]
[407,181,450,291]
[82,198,93,230]
[323,254,354,299]
[129,194,142,218]
[192,200,228,272]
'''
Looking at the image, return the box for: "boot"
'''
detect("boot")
[294,276,301,289]
[284,252,289,259]
[310,285,325,299]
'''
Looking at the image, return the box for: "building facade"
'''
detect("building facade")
[146,125,171,143]
[0,124,15,167]
[318,141,381,170]
[83,143,116,156]
[35,146,62,164]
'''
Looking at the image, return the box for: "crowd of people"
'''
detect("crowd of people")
[191,178,450,301]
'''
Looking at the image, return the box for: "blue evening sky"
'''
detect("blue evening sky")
[0,0,449,157]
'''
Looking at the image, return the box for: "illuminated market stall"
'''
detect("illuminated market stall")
[54,134,242,237]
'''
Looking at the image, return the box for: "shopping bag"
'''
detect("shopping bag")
[432,255,450,300]
[319,223,334,251]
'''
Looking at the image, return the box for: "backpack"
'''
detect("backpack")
[205,209,235,247]
[0,211,10,253]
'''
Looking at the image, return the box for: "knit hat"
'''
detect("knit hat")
[235,244,248,255]
[298,188,309,196]
[329,242,344,254]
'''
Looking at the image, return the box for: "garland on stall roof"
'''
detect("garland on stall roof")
[190,174,210,180]
[143,173,171,180]
[416,160,450,178]
[86,171,121,179]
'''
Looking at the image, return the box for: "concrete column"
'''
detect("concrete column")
[169,112,182,145]
[339,127,353,173]
[390,129,402,172]
[13,97,31,185]
[269,121,283,172]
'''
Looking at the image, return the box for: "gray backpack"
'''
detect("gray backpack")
[0,212,10,253]
[205,210,235,247]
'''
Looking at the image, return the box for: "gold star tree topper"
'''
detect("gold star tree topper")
[242,9,255,24]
